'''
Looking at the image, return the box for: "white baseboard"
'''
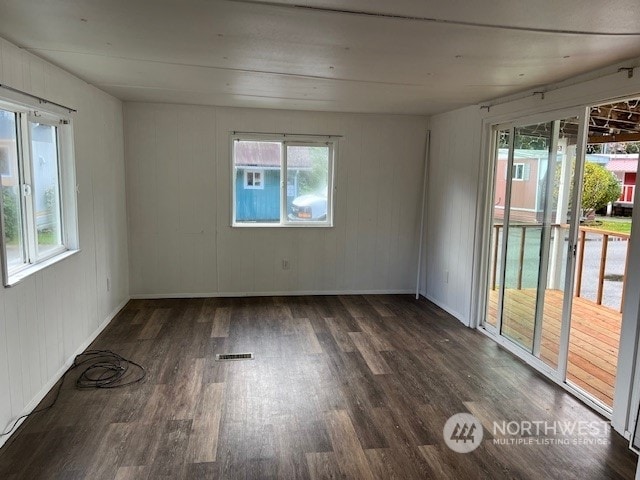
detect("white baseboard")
[130,289,415,299]
[0,296,130,449]
[424,294,469,326]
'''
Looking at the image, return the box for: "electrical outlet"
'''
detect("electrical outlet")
[282,259,290,270]
[106,277,111,291]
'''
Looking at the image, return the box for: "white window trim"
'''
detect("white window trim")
[7,249,80,287]
[512,162,525,181]
[0,97,79,287]
[231,134,336,228]
[244,169,264,189]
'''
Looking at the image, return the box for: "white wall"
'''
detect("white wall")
[0,37,128,447]
[423,106,482,324]
[124,103,428,297]
[423,59,640,436]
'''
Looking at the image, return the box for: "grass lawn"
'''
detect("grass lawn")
[584,216,633,235]
[38,229,57,245]
[5,230,59,246]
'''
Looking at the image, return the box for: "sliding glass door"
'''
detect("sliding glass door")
[485,111,585,374]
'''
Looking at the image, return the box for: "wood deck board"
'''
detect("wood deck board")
[489,289,621,406]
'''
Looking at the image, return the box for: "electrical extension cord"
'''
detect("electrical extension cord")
[0,349,146,438]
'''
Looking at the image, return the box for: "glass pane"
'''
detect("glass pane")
[538,117,579,369]
[234,141,281,223]
[501,121,554,352]
[0,110,25,270]
[486,129,509,327]
[567,109,627,407]
[497,117,579,368]
[286,145,329,222]
[30,122,63,257]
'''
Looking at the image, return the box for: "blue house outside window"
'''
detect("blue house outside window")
[232,136,334,226]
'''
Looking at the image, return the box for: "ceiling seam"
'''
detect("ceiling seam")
[23,47,425,87]
[225,0,640,36]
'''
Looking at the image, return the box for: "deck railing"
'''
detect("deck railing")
[575,226,630,312]
[491,224,629,312]
[491,223,567,292]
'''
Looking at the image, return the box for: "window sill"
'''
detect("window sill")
[5,249,80,287]
[231,222,333,228]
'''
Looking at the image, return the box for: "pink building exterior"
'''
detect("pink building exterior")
[494,149,545,223]
[606,156,637,207]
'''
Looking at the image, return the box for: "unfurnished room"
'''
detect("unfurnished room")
[2,1,640,479]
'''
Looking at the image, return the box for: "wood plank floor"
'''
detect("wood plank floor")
[0,295,636,479]
[488,289,621,406]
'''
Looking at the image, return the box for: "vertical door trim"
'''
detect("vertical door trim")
[558,107,590,383]
[532,120,560,357]
[495,126,516,337]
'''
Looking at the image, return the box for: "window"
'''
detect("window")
[232,135,335,226]
[244,169,264,189]
[512,163,530,181]
[0,102,78,286]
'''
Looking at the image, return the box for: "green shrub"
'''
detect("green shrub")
[581,163,621,218]
[2,187,18,242]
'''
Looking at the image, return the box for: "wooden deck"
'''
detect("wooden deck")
[488,289,621,407]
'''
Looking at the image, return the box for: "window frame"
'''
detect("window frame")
[511,162,531,182]
[25,115,67,263]
[0,96,79,287]
[231,134,336,227]
[512,162,525,181]
[243,169,264,189]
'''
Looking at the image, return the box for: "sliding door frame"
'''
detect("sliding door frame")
[473,106,611,416]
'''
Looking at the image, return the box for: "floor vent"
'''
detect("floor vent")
[216,353,254,361]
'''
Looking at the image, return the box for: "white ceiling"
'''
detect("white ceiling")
[1,0,640,115]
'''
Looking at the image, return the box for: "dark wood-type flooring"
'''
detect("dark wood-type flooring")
[0,295,636,479]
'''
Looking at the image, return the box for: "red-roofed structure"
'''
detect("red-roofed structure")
[234,141,312,169]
